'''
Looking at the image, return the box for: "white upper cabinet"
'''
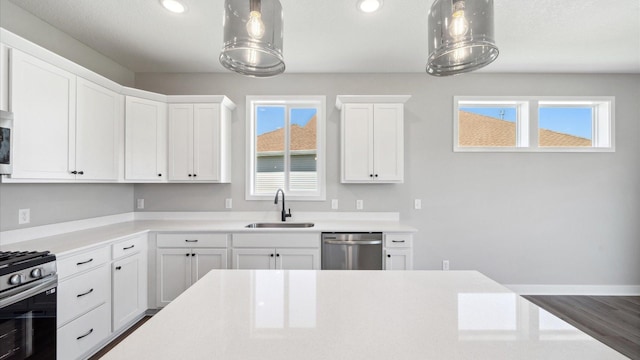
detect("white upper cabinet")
[168,101,232,182]
[125,96,167,181]
[76,77,123,181]
[10,49,77,180]
[337,95,410,183]
[9,49,123,181]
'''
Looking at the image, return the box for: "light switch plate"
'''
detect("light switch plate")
[331,199,339,210]
[225,198,233,209]
[137,199,144,209]
[414,199,422,210]
[356,200,363,210]
[18,208,30,224]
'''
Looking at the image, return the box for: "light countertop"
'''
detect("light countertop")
[1,218,416,256]
[101,270,624,360]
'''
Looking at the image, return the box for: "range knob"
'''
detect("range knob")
[31,268,43,278]
[9,274,22,285]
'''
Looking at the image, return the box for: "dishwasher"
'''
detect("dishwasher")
[321,232,383,270]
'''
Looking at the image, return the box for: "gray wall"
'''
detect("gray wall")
[0,0,136,232]
[0,0,135,86]
[134,72,640,286]
[0,184,134,231]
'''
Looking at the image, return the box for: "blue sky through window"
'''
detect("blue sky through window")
[257,106,316,135]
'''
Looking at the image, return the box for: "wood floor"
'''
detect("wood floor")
[525,296,640,359]
[89,297,640,359]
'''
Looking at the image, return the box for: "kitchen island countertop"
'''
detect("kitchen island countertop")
[101,270,624,360]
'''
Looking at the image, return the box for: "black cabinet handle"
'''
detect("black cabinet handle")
[76,328,93,340]
[185,239,198,243]
[185,253,190,256]
[391,240,405,243]
[77,288,94,298]
[193,174,197,177]
[276,253,280,257]
[158,173,162,177]
[270,254,274,257]
[191,253,195,257]
[188,174,192,177]
[78,171,84,175]
[76,258,93,266]
[374,174,378,177]
[71,170,78,174]
[123,245,135,250]
[115,266,122,270]
[369,174,373,177]
[387,254,391,258]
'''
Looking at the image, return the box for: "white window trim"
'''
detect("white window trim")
[246,95,326,201]
[454,96,615,153]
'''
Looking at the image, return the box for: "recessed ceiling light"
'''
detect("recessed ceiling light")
[357,0,383,13]
[160,0,186,14]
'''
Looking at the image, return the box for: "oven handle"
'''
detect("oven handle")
[323,239,382,245]
[0,275,57,309]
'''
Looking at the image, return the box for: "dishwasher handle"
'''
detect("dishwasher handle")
[323,239,382,246]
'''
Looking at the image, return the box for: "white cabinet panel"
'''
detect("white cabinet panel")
[76,77,123,181]
[57,303,110,360]
[112,253,147,331]
[193,103,221,181]
[340,101,405,183]
[232,248,275,269]
[125,96,167,181]
[10,48,76,180]
[384,249,413,271]
[157,249,191,306]
[192,249,227,282]
[57,265,110,327]
[276,248,320,270]
[168,104,193,180]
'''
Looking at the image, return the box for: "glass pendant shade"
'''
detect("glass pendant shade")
[426,0,499,76]
[220,0,285,77]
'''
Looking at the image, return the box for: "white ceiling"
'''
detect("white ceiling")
[6,0,640,74]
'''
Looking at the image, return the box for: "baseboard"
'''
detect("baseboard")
[505,284,640,296]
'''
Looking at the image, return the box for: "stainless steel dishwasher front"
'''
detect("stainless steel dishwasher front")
[321,232,383,270]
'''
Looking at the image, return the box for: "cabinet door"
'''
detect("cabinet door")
[276,248,320,270]
[76,78,123,181]
[341,103,374,182]
[193,103,221,181]
[168,104,194,180]
[125,96,167,180]
[112,253,146,331]
[192,249,227,282]
[231,248,275,269]
[384,249,413,270]
[10,49,76,180]
[156,249,191,307]
[373,104,404,182]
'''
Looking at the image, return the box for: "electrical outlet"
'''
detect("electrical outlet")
[137,199,145,209]
[414,199,422,210]
[331,199,339,210]
[356,200,363,210]
[442,260,450,271]
[225,198,233,209]
[18,209,30,224]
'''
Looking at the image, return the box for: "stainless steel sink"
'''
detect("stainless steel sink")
[245,222,315,228]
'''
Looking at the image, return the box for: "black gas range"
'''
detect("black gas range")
[0,251,58,359]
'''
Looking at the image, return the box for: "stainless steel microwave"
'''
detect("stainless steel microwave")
[0,110,13,175]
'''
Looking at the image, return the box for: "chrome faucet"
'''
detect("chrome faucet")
[274,188,292,222]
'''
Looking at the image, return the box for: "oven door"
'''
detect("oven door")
[0,276,57,360]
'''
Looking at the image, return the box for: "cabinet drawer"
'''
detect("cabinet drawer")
[232,233,320,248]
[57,246,110,280]
[384,234,412,248]
[157,233,228,248]
[57,302,111,360]
[58,265,110,327]
[112,234,146,260]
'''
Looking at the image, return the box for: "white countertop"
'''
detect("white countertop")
[101,270,624,360]
[0,215,416,256]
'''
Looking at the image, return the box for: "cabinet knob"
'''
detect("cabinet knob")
[71,170,77,174]
[276,253,280,257]
[186,253,190,256]
[270,254,274,257]
[78,171,84,175]
[374,174,378,177]
[188,174,192,177]
[115,266,122,270]
[191,253,195,257]
[158,173,162,177]
[193,174,197,177]
[387,254,391,258]
[369,174,373,177]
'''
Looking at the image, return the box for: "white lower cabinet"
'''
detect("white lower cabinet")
[383,234,414,270]
[57,303,111,360]
[231,233,321,270]
[111,235,147,332]
[156,233,229,307]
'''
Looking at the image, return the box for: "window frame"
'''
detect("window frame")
[246,95,326,201]
[454,96,615,152]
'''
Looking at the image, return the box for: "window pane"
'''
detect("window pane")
[255,106,285,194]
[458,107,517,147]
[289,108,317,191]
[538,107,592,147]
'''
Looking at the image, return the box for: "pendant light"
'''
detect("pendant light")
[220,0,285,77]
[426,0,499,76]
